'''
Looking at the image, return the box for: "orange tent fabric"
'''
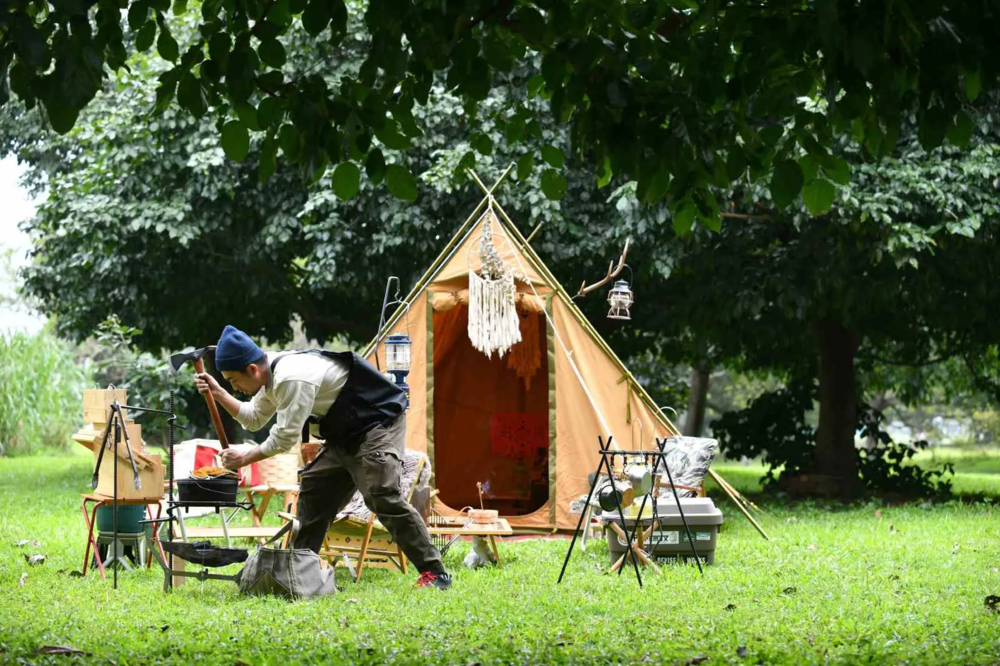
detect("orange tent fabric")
[365,206,680,530]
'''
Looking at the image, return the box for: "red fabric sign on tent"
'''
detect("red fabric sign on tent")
[490,413,548,458]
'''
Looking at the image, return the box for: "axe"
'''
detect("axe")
[170,346,230,449]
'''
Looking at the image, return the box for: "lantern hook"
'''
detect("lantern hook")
[374,276,409,372]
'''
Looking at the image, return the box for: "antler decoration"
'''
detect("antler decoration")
[576,238,631,298]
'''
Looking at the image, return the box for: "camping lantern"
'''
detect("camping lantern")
[385,333,412,406]
[607,279,634,320]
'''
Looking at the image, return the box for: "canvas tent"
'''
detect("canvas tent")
[363,173,685,532]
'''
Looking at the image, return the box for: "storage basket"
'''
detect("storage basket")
[258,452,300,486]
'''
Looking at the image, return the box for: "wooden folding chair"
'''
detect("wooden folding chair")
[281,452,430,582]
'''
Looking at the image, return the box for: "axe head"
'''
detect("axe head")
[169,346,216,373]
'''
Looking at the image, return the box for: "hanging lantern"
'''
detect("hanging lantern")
[607,279,634,320]
[385,333,412,407]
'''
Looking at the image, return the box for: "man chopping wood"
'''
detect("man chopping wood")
[194,325,451,590]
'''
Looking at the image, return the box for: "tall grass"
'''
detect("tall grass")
[0,329,89,455]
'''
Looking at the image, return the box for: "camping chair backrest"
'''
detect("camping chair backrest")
[335,450,431,523]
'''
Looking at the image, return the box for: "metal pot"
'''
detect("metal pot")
[597,479,635,511]
[625,463,653,496]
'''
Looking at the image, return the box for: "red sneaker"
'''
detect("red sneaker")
[414,571,452,590]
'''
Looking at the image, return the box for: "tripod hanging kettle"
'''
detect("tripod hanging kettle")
[596,479,635,512]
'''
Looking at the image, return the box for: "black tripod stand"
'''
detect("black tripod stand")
[557,435,704,586]
[92,399,176,590]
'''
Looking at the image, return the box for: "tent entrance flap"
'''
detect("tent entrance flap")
[432,305,549,516]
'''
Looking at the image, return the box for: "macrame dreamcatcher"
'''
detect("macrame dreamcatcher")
[467,206,521,358]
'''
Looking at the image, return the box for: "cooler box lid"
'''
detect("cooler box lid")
[602,497,724,525]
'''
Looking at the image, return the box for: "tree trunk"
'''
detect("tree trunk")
[684,362,710,437]
[814,319,862,492]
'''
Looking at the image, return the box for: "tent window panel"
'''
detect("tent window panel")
[432,305,549,516]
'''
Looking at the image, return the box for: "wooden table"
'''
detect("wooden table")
[241,484,299,527]
[426,516,513,567]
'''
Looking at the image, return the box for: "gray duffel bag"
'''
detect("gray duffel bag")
[237,519,336,599]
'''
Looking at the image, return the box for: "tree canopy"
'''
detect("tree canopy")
[643,96,1000,493]
[1,10,648,350]
[2,0,998,230]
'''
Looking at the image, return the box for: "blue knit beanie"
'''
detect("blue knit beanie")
[215,325,264,372]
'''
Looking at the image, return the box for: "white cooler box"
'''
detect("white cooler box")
[603,497,724,565]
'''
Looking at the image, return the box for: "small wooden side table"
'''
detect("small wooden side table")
[426,517,514,567]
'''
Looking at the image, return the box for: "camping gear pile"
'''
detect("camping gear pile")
[593,436,725,567]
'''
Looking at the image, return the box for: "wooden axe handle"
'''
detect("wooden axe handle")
[193,358,230,449]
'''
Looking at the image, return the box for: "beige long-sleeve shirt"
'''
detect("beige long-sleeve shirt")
[234,351,350,457]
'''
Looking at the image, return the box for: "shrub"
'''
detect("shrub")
[713,380,954,498]
[0,328,89,455]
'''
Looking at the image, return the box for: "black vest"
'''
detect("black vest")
[270,350,406,447]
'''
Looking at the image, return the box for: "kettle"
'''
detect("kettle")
[597,479,635,512]
[625,462,653,496]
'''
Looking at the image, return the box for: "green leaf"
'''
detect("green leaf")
[374,121,411,150]
[365,147,386,185]
[527,74,544,98]
[258,38,286,68]
[177,73,206,117]
[172,0,188,14]
[471,132,493,156]
[208,32,230,67]
[824,157,851,186]
[802,178,836,215]
[541,144,564,169]
[259,136,277,183]
[759,125,784,146]
[234,101,260,132]
[302,0,331,36]
[703,212,722,233]
[965,70,982,102]
[504,116,525,145]
[596,158,612,189]
[385,164,418,201]
[918,107,949,152]
[332,161,361,200]
[257,96,282,128]
[517,153,534,181]
[673,203,696,236]
[44,95,79,134]
[463,57,491,102]
[540,169,567,200]
[770,160,804,208]
[947,111,974,149]
[128,2,149,31]
[135,21,156,52]
[157,27,179,62]
[278,123,300,158]
[643,169,670,204]
[221,121,250,162]
[797,155,818,182]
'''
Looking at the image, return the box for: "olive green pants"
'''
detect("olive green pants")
[293,415,444,574]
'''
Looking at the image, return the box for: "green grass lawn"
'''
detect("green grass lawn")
[1,451,999,665]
